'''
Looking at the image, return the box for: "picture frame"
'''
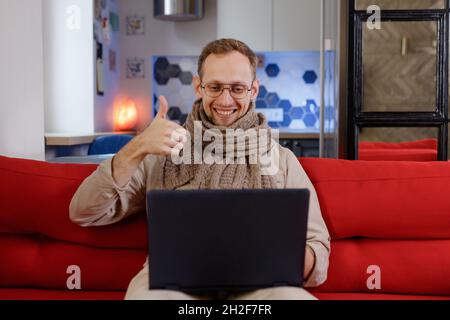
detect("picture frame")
[94,0,102,22]
[109,49,116,72]
[126,15,145,36]
[109,11,120,32]
[127,58,145,79]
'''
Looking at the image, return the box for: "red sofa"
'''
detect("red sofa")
[1,155,450,300]
[359,138,438,161]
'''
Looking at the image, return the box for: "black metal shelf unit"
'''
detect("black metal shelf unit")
[347,0,449,160]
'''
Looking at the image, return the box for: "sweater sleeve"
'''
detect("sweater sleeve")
[283,149,331,287]
[69,155,157,227]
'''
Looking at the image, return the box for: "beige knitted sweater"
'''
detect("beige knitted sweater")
[69,146,330,288]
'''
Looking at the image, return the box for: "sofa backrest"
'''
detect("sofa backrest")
[359,138,437,150]
[0,156,147,291]
[359,139,438,161]
[300,157,450,296]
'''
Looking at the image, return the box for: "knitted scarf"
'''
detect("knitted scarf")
[155,99,277,190]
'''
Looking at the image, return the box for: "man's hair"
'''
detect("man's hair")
[197,38,258,80]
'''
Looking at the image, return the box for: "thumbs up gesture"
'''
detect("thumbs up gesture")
[155,95,170,120]
[138,96,188,157]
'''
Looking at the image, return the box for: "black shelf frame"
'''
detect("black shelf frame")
[347,0,450,160]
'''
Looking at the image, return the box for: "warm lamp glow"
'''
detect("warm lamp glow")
[115,99,137,131]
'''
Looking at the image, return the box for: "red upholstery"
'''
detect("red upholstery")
[359,139,437,150]
[0,156,147,249]
[1,154,450,299]
[312,292,450,300]
[299,158,450,239]
[0,234,146,290]
[0,289,125,300]
[359,139,438,161]
[0,155,147,299]
[313,239,450,295]
[359,149,437,161]
[300,157,450,299]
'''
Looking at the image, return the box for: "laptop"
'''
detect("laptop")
[146,189,310,294]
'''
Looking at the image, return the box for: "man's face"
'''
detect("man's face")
[193,51,259,127]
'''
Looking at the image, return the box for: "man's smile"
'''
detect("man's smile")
[213,107,238,117]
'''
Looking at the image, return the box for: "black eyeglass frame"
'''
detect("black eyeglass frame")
[200,80,256,99]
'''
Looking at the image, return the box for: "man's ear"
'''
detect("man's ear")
[193,76,202,99]
[251,79,260,101]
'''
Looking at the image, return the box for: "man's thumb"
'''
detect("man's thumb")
[157,96,169,119]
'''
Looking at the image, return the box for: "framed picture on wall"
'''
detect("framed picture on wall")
[127,58,145,79]
[96,41,104,95]
[109,49,116,72]
[126,15,145,35]
[94,0,102,22]
[109,11,120,32]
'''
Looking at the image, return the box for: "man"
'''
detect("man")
[70,38,330,300]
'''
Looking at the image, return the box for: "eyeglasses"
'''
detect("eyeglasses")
[201,82,253,99]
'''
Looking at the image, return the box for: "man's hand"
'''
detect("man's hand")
[111,96,188,187]
[135,96,187,157]
[304,245,315,281]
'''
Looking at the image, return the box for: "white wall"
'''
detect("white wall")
[118,0,217,131]
[0,0,45,160]
[42,0,94,133]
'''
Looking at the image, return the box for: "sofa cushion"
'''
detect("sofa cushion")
[312,292,450,300]
[359,148,437,161]
[359,139,437,150]
[359,139,438,161]
[313,239,450,296]
[0,233,146,290]
[0,288,124,300]
[2,289,448,300]
[300,158,450,239]
[0,155,147,249]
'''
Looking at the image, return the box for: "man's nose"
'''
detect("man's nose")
[216,87,234,105]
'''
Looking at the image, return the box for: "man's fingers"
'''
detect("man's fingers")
[174,127,188,137]
[173,142,184,151]
[161,146,172,156]
[165,132,188,148]
[170,129,188,143]
[165,137,179,148]
[170,143,184,158]
[166,121,188,133]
